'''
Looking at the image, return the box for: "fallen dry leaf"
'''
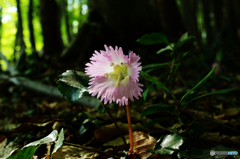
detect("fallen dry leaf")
[132,131,157,159]
[52,145,99,159]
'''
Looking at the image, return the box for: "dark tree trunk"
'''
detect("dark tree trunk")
[180,0,200,44]
[0,7,2,52]
[212,0,222,35]
[232,0,240,41]
[155,0,185,40]
[202,0,212,45]
[28,0,36,52]
[61,0,167,66]
[226,0,238,41]
[61,0,71,42]
[40,0,64,56]
[14,0,26,63]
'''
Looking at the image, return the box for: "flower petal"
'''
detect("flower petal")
[85,45,143,106]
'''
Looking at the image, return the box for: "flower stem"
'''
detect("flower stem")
[126,104,133,152]
[101,102,128,150]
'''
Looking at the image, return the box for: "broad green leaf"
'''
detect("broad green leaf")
[52,128,64,154]
[180,66,216,104]
[178,32,188,41]
[92,119,104,125]
[57,70,89,102]
[183,88,239,110]
[176,36,195,49]
[140,104,173,119]
[22,130,58,148]
[142,63,169,70]
[142,117,176,129]
[137,33,169,45]
[141,71,171,94]
[142,84,153,101]
[58,70,89,88]
[79,124,90,136]
[7,145,40,159]
[92,119,104,129]
[79,119,91,135]
[156,43,175,54]
[57,81,87,102]
[175,32,195,50]
[153,134,184,155]
[7,129,59,159]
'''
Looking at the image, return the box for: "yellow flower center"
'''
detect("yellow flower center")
[105,62,129,87]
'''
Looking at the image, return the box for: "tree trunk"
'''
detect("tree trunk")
[61,0,166,66]
[202,0,212,45]
[180,0,200,44]
[61,0,71,43]
[40,0,64,56]
[232,0,240,41]
[155,0,185,40]
[14,0,26,63]
[226,0,238,41]
[0,7,2,52]
[212,0,222,35]
[28,0,36,52]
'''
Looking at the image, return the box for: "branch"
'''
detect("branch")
[0,74,99,108]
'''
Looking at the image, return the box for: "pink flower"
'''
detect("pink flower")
[211,62,221,75]
[85,45,143,106]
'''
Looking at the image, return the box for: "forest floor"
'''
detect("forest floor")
[0,49,240,159]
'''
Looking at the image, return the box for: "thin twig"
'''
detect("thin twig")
[63,142,119,159]
[101,102,128,150]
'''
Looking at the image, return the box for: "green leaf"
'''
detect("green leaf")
[142,84,153,101]
[79,125,90,136]
[176,32,195,49]
[183,88,239,110]
[79,119,91,135]
[52,128,64,154]
[142,63,169,70]
[92,119,104,125]
[7,146,40,159]
[22,130,58,148]
[156,43,175,54]
[59,70,89,88]
[140,104,173,119]
[57,81,86,102]
[153,134,184,155]
[8,130,59,159]
[179,32,188,41]
[177,36,195,49]
[57,70,89,102]
[141,71,171,95]
[137,33,169,45]
[180,66,216,104]
[142,117,176,129]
